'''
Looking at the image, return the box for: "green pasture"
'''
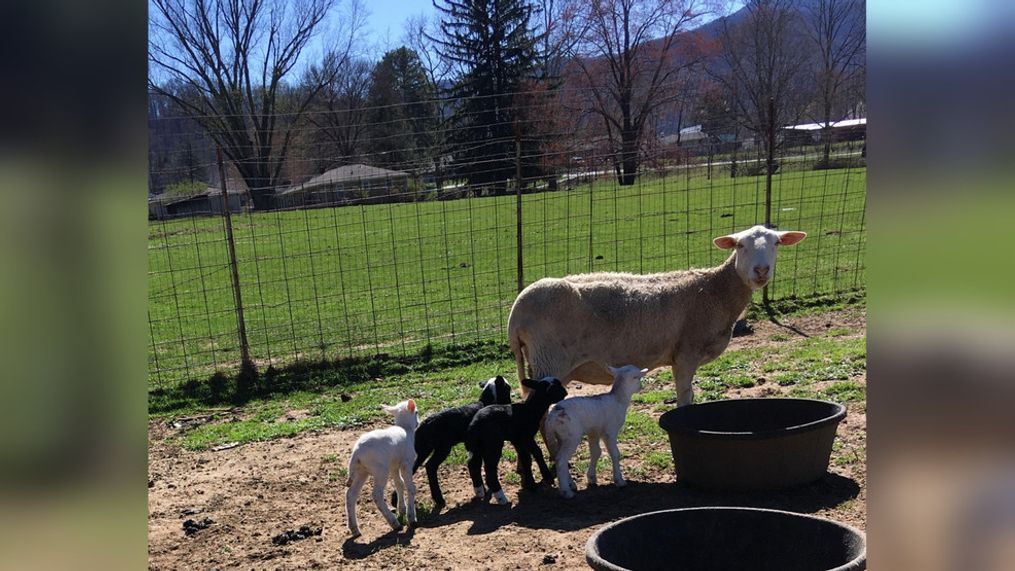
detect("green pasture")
[149,167,866,389]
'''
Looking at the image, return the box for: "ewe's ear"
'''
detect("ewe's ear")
[478,380,488,389]
[521,378,538,390]
[381,404,397,414]
[606,364,617,375]
[778,231,807,246]
[713,235,737,249]
[407,399,416,413]
[640,368,650,375]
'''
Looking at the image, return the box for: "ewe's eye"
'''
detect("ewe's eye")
[736,243,744,249]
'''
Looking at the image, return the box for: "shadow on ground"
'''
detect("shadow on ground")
[341,526,416,560]
[422,472,860,536]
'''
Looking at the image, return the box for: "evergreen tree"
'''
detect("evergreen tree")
[366,47,438,171]
[432,0,539,192]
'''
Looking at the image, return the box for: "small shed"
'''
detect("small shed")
[277,164,410,209]
[147,178,251,220]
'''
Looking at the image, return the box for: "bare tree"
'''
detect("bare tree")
[802,0,865,163]
[403,13,455,188]
[304,58,375,166]
[572,0,709,185]
[148,0,364,209]
[711,0,812,158]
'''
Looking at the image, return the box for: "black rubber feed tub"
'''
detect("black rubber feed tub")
[586,507,866,571]
[658,398,846,491]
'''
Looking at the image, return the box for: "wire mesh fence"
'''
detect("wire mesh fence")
[148,95,866,391]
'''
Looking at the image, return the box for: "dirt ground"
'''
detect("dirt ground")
[148,308,866,570]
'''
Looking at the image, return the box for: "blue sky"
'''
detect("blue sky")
[363,0,436,46]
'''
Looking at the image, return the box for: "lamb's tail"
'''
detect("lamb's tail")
[345,453,359,487]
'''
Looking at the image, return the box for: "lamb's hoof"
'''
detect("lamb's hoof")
[586,480,598,489]
[521,481,539,492]
[389,521,404,532]
[473,485,486,500]
[615,480,627,488]
[493,490,510,505]
[348,528,361,539]
[559,489,575,499]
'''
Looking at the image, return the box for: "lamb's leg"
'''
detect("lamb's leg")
[528,437,554,485]
[399,462,417,526]
[605,435,626,487]
[587,437,601,487]
[466,449,486,500]
[371,474,401,531]
[390,466,406,519]
[484,444,509,505]
[672,361,697,407]
[345,469,368,538]
[514,439,538,491]
[424,445,453,506]
[554,438,580,499]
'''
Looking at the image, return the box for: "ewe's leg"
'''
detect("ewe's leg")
[345,469,368,537]
[554,438,581,499]
[399,463,417,525]
[605,435,626,487]
[672,361,698,407]
[586,436,601,487]
[424,445,453,506]
[371,473,401,531]
[466,449,486,500]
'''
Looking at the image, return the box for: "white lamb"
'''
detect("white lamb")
[545,365,648,498]
[345,399,418,538]
[508,225,806,407]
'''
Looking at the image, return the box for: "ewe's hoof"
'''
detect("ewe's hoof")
[615,479,627,488]
[493,490,510,505]
[473,485,486,500]
[348,529,361,539]
[559,490,575,499]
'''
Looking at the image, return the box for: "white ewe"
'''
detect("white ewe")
[345,400,418,538]
[508,225,806,407]
[545,365,647,498]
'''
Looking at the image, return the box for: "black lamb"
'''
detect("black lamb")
[465,376,568,505]
[398,375,513,507]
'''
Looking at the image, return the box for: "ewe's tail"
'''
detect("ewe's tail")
[509,329,526,387]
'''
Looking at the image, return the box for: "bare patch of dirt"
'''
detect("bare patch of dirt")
[149,309,866,569]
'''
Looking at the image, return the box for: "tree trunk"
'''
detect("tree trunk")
[619,128,638,186]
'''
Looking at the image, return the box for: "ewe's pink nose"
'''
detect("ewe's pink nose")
[754,265,770,279]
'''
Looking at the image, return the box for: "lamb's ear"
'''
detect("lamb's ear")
[407,399,416,413]
[606,364,618,375]
[478,380,488,389]
[777,231,807,245]
[521,378,539,390]
[380,404,397,414]
[640,368,650,375]
[713,235,737,249]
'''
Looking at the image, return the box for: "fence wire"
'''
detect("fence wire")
[147,95,866,390]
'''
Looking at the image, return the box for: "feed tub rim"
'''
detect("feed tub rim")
[657,397,846,440]
[585,506,867,571]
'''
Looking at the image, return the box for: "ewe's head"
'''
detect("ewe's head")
[521,376,568,405]
[714,225,806,290]
[382,399,418,430]
[607,365,649,396]
[478,375,512,406]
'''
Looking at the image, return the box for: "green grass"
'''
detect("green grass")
[172,319,865,452]
[149,167,866,390]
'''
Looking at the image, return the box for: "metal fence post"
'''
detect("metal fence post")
[763,96,776,305]
[516,134,524,293]
[216,147,255,386]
